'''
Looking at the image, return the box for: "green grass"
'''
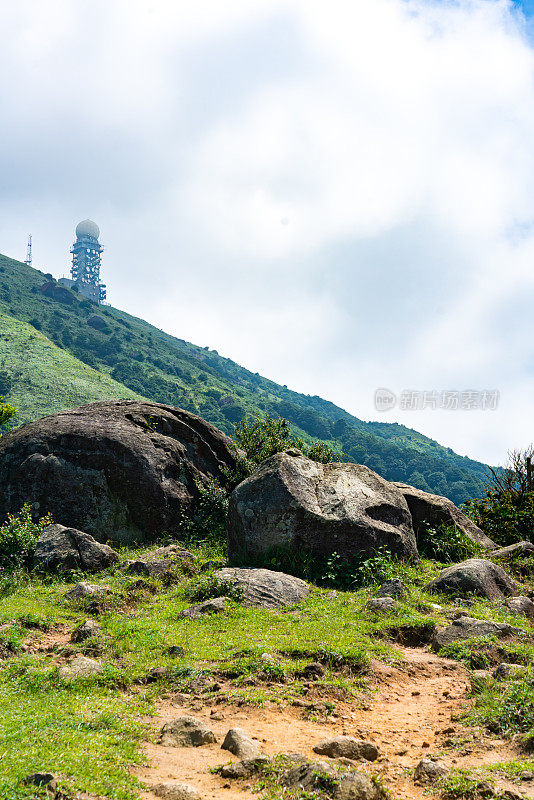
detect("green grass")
[0,310,141,426]
[0,250,491,504]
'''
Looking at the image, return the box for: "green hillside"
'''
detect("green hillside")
[0,252,490,504]
[0,311,142,426]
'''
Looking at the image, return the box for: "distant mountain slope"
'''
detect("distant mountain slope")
[0,252,490,503]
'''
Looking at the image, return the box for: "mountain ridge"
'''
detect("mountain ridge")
[0,251,489,504]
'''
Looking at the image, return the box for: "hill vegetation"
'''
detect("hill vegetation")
[0,251,490,503]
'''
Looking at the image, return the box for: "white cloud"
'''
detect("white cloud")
[1,0,534,465]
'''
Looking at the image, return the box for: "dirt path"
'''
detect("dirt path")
[135,645,534,799]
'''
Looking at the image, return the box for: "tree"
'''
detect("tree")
[234,413,341,468]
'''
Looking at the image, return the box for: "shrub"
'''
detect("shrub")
[175,479,229,545]
[417,523,480,563]
[234,413,341,467]
[0,505,52,571]
[0,396,16,429]
[184,574,243,603]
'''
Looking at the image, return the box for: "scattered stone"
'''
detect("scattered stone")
[228,451,418,565]
[413,758,449,785]
[124,558,180,579]
[0,401,242,544]
[393,482,495,549]
[64,582,108,603]
[159,716,217,747]
[221,728,260,760]
[490,541,534,560]
[432,616,520,650]
[33,524,119,573]
[301,662,325,679]
[507,596,534,619]
[59,655,102,682]
[219,756,270,779]
[425,559,516,599]
[375,579,407,598]
[366,597,397,613]
[180,597,228,619]
[71,620,102,643]
[335,772,388,800]
[214,567,310,609]
[493,663,527,680]
[152,783,201,800]
[313,736,379,762]
[282,760,335,790]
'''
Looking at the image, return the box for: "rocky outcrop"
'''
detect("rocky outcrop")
[425,558,516,599]
[228,451,418,565]
[393,482,495,549]
[33,524,119,572]
[0,401,241,544]
[214,567,310,608]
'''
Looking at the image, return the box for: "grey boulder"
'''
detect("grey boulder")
[393,482,495,549]
[414,758,449,785]
[219,756,270,779]
[283,759,387,799]
[71,619,102,643]
[366,597,397,613]
[33,524,119,573]
[0,401,241,544]
[493,663,527,680]
[64,582,109,602]
[507,596,534,619]
[425,559,516,599]
[180,597,228,619]
[59,655,102,681]
[214,567,310,608]
[489,541,534,559]
[376,578,407,598]
[221,728,260,760]
[228,451,418,565]
[313,736,379,762]
[432,616,519,650]
[159,716,216,747]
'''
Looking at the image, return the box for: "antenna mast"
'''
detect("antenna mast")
[24,235,32,267]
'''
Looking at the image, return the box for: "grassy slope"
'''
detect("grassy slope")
[0,251,490,503]
[1,543,534,800]
[0,311,142,427]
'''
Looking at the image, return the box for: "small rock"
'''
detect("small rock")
[152,783,201,800]
[335,772,388,800]
[167,645,186,657]
[22,773,56,789]
[214,567,310,609]
[64,583,108,603]
[33,524,119,573]
[159,716,216,747]
[313,736,379,762]
[283,760,335,790]
[425,559,516,600]
[59,656,102,682]
[301,662,325,679]
[432,616,519,650]
[221,728,260,760]
[219,756,270,779]
[71,620,102,643]
[493,663,527,680]
[521,771,534,781]
[366,597,397,613]
[376,579,407,598]
[413,758,449,785]
[507,596,534,619]
[180,597,228,619]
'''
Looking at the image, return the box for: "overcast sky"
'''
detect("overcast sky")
[1,0,534,466]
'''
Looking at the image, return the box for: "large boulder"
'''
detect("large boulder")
[393,482,495,549]
[425,558,516,599]
[228,451,418,565]
[33,524,119,572]
[214,567,310,608]
[0,401,241,544]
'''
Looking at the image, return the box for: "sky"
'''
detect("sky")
[1,0,534,466]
